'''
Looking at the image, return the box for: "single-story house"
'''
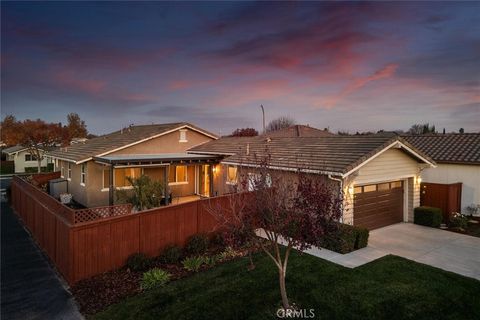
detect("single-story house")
[189,134,436,230]
[2,145,51,173]
[262,125,333,137]
[47,123,219,207]
[404,134,480,214]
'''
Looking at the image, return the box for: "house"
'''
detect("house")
[403,134,480,214]
[2,145,51,173]
[263,125,333,137]
[47,123,219,207]
[189,133,436,230]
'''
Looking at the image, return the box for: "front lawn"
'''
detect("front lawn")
[94,252,480,320]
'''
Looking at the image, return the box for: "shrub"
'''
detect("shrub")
[126,253,151,272]
[211,232,226,247]
[203,254,221,267]
[449,212,468,229]
[354,226,369,249]
[318,224,370,254]
[219,246,240,260]
[414,206,442,228]
[186,233,209,255]
[160,245,182,264]
[182,256,205,272]
[140,268,171,290]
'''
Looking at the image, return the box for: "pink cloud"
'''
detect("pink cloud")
[168,80,191,91]
[322,63,399,108]
[54,70,107,94]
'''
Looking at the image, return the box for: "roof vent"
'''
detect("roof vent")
[266,137,272,143]
[246,143,250,156]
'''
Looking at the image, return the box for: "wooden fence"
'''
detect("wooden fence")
[11,175,227,285]
[420,182,462,222]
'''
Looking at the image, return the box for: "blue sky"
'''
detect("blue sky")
[2,1,479,135]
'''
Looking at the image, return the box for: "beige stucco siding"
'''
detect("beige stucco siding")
[421,164,480,213]
[108,128,212,155]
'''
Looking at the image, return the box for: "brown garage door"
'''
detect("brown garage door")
[353,181,404,230]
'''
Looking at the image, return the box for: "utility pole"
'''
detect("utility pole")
[260,104,266,134]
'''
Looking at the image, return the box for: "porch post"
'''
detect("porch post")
[209,164,214,197]
[109,164,114,206]
[164,165,169,204]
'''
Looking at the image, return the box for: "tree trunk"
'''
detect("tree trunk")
[279,267,290,309]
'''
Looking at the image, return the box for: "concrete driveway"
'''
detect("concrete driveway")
[306,223,480,280]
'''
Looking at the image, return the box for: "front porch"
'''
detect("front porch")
[93,153,222,206]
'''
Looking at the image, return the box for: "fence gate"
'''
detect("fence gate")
[420,182,462,222]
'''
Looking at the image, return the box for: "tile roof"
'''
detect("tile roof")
[189,133,434,176]
[48,123,218,163]
[403,134,480,165]
[263,125,334,137]
[2,145,28,154]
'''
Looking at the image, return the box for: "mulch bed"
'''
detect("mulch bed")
[447,217,480,238]
[71,245,255,316]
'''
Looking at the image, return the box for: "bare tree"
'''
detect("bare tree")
[266,116,296,133]
[408,123,436,135]
[206,151,343,310]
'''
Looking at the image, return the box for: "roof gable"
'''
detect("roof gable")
[48,123,218,163]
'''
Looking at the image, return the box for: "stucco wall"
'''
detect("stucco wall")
[108,128,213,155]
[421,164,480,213]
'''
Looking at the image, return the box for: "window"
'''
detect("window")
[354,186,362,194]
[80,164,86,185]
[377,183,390,191]
[179,129,187,142]
[103,169,111,189]
[226,165,237,184]
[60,166,65,178]
[390,181,402,189]
[67,163,72,180]
[168,165,188,183]
[363,185,376,193]
[25,154,38,162]
[114,168,141,187]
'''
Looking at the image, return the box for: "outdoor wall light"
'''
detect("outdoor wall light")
[348,186,354,195]
[416,176,422,185]
[212,165,217,173]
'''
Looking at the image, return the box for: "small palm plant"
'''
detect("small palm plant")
[140,268,171,290]
[116,175,165,211]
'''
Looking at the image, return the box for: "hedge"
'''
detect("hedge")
[24,163,54,173]
[319,223,370,254]
[414,206,442,228]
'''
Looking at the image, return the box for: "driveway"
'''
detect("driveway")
[1,203,83,320]
[306,223,480,280]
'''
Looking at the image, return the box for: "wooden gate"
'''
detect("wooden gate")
[420,182,462,222]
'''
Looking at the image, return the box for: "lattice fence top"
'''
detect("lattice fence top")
[74,204,133,224]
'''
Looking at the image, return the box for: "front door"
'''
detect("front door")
[198,165,210,197]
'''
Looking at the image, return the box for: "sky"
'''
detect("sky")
[1,1,479,135]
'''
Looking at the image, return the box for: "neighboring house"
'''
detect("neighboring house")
[70,137,88,145]
[264,124,333,137]
[404,134,480,213]
[189,134,436,230]
[2,145,50,173]
[47,123,218,207]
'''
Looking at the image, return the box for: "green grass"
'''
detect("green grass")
[95,252,480,320]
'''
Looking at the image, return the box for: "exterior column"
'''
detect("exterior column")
[164,165,169,204]
[208,164,214,197]
[109,164,114,206]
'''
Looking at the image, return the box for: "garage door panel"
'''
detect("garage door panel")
[354,181,404,230]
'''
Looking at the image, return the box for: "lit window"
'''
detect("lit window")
[168,165,188,183]
[363,185,376,193]
[354,186,362,194]
[103,169,111,189]
[378,183,389,191]
[227,165,237,184]
[80,164,86,185]
[179,129,187,142]
[114,168,141,187]
[67,163,72,180]
[390,181,402,189]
